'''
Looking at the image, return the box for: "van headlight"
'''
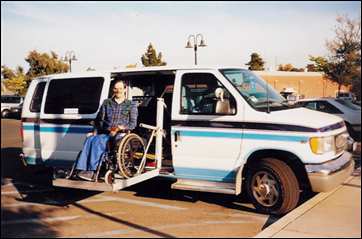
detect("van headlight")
[309,136,335,154]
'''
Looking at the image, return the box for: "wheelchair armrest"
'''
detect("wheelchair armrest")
[140,123,158,131]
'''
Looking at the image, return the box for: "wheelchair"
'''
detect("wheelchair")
[66,131,147,184]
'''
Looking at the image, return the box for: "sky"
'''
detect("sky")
[1,1,361,73]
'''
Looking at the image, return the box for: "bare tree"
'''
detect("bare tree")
[325,15,361,97]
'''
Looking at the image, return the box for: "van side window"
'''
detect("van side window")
[180,73,236,115]
[30,82,46,112]
[44,77,104,114]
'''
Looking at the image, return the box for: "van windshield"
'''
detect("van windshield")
[219,69,287,110]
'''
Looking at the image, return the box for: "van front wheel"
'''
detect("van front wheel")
[246,158,300,215]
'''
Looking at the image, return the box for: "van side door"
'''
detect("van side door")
[171,69,245,182]
[39,73,111,167]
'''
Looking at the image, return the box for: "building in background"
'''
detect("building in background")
[254,71,350,99]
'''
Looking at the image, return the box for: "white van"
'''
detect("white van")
[20,66,354,215]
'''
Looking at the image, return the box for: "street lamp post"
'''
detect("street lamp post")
[185,34,207,65]
[62,51,77,72]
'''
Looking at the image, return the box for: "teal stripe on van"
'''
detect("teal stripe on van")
[176,130,308,142]
[174,167,236,182]
[23,124,40,131]
[23,125,92,134]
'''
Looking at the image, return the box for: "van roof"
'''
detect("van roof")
[34,66,248,80]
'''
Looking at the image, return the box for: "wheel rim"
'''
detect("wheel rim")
[118,134,145,178]
[251,171,279,207]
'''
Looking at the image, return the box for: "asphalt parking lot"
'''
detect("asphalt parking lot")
[1,119,282,238]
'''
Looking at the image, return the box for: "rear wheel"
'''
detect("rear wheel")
[117,133,145,178]
[246,158,300,215]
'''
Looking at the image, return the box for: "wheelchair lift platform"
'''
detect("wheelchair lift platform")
[53,169,160,192]
[52,98,166,193]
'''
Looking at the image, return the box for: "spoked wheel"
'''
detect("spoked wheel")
[117,133,145,178]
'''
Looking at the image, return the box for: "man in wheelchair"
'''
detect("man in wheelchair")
[72,79,138,181]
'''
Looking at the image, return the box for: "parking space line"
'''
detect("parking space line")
[99,195,187,210]
[2,196,121,208]
[2,195,187,210]
[1,215,81,225]
[2,199,64,208]
[1,182,35,188]
[78,219,258,237]
[1,188,54,196]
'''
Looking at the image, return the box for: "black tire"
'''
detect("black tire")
[245,158,300,215]
[117,133,145,178]
[1,109,10,118]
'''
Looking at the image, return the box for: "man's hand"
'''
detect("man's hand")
[118,125,126,131]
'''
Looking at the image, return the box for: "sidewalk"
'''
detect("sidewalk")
[255,154,361,238]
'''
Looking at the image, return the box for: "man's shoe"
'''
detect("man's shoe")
[77,171,94,181]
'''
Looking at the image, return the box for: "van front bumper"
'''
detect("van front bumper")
[305,151,354,192]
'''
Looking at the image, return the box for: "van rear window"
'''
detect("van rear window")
[44,77,104,114]
[30,82,46,112]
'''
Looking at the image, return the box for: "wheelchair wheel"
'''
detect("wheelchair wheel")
[116,133,145,178]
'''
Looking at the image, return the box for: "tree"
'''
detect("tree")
[1,65,16,79]
[245,53,265,71]
[141,43,167,67]
[25,50,69,79]
[278,64,305,72]
[2,50,69,96]
[324,15,361,96]
[278,64,294,71]
[306,64,317,72]
[3,66,27,95]
[308,56,329,72]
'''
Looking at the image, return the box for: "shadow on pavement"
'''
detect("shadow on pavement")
[1,207,58,238]
[1,147,102,207]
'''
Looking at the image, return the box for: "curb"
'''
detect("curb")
[254,174,356,238]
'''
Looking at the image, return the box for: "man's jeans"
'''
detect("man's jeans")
[76,134,110,171]
[75,133,126,171]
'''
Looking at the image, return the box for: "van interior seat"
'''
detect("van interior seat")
[215,88,231,114]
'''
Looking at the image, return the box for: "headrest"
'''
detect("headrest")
[215,88,224,99]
